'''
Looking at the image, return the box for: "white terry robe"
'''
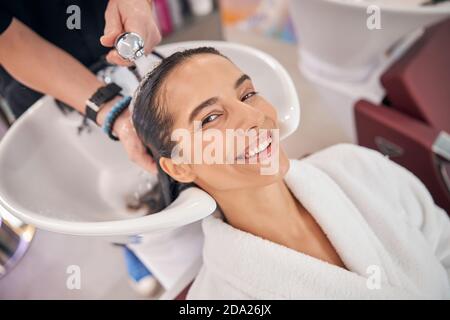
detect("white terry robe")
[187,144,450,299]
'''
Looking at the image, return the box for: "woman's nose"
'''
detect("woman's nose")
[231,99,265,132]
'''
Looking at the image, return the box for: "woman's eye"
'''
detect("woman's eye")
[241,91,258,102]
[201,114,220,127]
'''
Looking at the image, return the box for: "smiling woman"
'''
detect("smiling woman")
[131,47,450,299]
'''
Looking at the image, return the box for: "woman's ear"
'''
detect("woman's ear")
[159,157,196,183]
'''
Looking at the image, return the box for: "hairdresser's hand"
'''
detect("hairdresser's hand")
[115,110,157,173]
[100,0,161,66]
[98,100,157,173]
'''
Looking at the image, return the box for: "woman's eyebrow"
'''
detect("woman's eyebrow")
[188,97,218,123]
[188,74,251,124]
[234,74,251,89]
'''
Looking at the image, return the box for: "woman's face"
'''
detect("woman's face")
[158,53,290,193]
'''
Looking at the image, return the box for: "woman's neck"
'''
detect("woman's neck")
[209,179,347,270]
[210,180,310,244]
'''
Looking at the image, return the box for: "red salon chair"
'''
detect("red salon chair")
[355,18,450,213]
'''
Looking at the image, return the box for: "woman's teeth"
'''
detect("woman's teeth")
[245,136,272,159]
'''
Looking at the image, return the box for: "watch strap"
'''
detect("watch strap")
[85,82,122,124]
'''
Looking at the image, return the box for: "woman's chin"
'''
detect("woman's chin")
[236,150,290,183]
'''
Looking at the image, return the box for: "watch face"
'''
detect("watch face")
[115,32,145,61]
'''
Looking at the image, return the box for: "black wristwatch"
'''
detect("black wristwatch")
[85,82,122,124]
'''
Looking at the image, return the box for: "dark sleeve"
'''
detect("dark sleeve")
[0,7,13,34]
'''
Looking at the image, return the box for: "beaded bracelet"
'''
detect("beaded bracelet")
[102,95,132,141]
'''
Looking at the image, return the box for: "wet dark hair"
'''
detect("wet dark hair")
[132,47,226,208]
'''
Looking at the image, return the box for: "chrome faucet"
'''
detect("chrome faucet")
[114,32,145,81]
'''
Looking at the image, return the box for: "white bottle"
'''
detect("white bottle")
[188,0,214,16]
